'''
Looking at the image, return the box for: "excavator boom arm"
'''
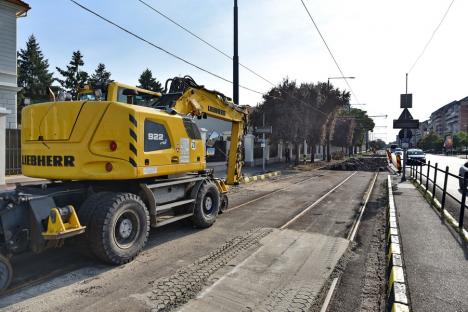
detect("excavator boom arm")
[172,86,247,185]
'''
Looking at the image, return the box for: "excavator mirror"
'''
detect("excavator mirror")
[206,131,220,147]
[94,89,103,100]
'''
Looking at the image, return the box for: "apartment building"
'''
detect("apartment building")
[429,97,468,137]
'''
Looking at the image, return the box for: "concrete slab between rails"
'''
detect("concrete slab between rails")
[179,229,349,312]
[391,178,468,312]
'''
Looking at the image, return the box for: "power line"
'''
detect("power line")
[136,0,331,116]
[299,0,359,103]
[69,0,262,95]
[408,0,455,73]
[69,0,330,116]
[137,0,276,86]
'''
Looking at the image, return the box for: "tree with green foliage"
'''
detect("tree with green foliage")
[55,50,89,98]
[17,35,54,122]
[138,69,163,92]
[336,108,375,153]
[369,139,386,151]
[88,63,111,86]
[331,118,354,148]
[453,132,468,151]
[417,131,444,152]
[251,78,348,163]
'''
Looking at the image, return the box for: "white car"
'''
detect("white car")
[407,149,426,166]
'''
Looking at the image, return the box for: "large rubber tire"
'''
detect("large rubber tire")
[86,193,150,265]
[219,194,229,214]
[192,182,220,228]
[76,192,112,257]
[0,254,13,293]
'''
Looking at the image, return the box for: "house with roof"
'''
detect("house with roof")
[0,0,30,184]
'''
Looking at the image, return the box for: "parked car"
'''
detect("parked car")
[459,162,468,190]
[406,149,426,165]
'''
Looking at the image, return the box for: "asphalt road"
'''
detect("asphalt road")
[0,169,375,311]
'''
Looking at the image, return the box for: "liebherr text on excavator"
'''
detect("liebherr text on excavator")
[0,76,248,291]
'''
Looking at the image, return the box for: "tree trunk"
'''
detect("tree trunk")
[311,142,316,163]
[295,142,300,165]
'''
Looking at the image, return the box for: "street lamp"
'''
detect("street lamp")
[328,76,356,85]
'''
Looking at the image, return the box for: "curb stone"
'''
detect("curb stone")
[386,175,411,312]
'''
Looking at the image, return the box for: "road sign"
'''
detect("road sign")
[400,94,412,108]
[397,108,413,120]
[255,126,272,134]
[398,129,412,140]
[393,119,419,129]
[394,107,419,129]
[401,142,409,149]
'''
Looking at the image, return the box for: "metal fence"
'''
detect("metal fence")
[409,160,466,229]
[5,129,21,175]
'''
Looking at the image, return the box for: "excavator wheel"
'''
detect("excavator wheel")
[0,254,13,292]
[86,192,150,265]
[192,182,220,228]
[219,194,229,214]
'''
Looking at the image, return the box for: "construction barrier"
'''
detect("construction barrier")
[386,175,411,311]
[386,150,402,173]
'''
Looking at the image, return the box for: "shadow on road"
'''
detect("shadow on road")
[1,219,203,306]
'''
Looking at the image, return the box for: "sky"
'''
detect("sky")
[16,0,468,143]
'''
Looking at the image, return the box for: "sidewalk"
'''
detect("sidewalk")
[391,177,468,312]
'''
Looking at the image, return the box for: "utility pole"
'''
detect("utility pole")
[401,73,409,182]
[233,0,239,105]
[262,113,266,172]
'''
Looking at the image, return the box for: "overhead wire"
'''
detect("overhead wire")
[137,0,276,87]
[408,0,455,73]
[299,0,359,104]
[137,0,330,116]
[69,0,330,116]
[69,0,262,96]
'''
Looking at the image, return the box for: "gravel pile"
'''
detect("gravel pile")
[322,157,387,172]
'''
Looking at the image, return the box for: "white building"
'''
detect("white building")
[0,0,29,184]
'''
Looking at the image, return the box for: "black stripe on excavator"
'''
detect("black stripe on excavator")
[129,129,137,141]
[129,114,137,127]
[129,143,137,156]
[129,157,137,167]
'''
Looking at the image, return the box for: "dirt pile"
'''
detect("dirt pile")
[322,157,387,171]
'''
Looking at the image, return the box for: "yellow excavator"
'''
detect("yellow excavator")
[0,76,247,291]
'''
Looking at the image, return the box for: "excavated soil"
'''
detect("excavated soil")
[321,157,387,172]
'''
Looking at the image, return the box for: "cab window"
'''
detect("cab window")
[117,87,159,106]
[78,92,96,101]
